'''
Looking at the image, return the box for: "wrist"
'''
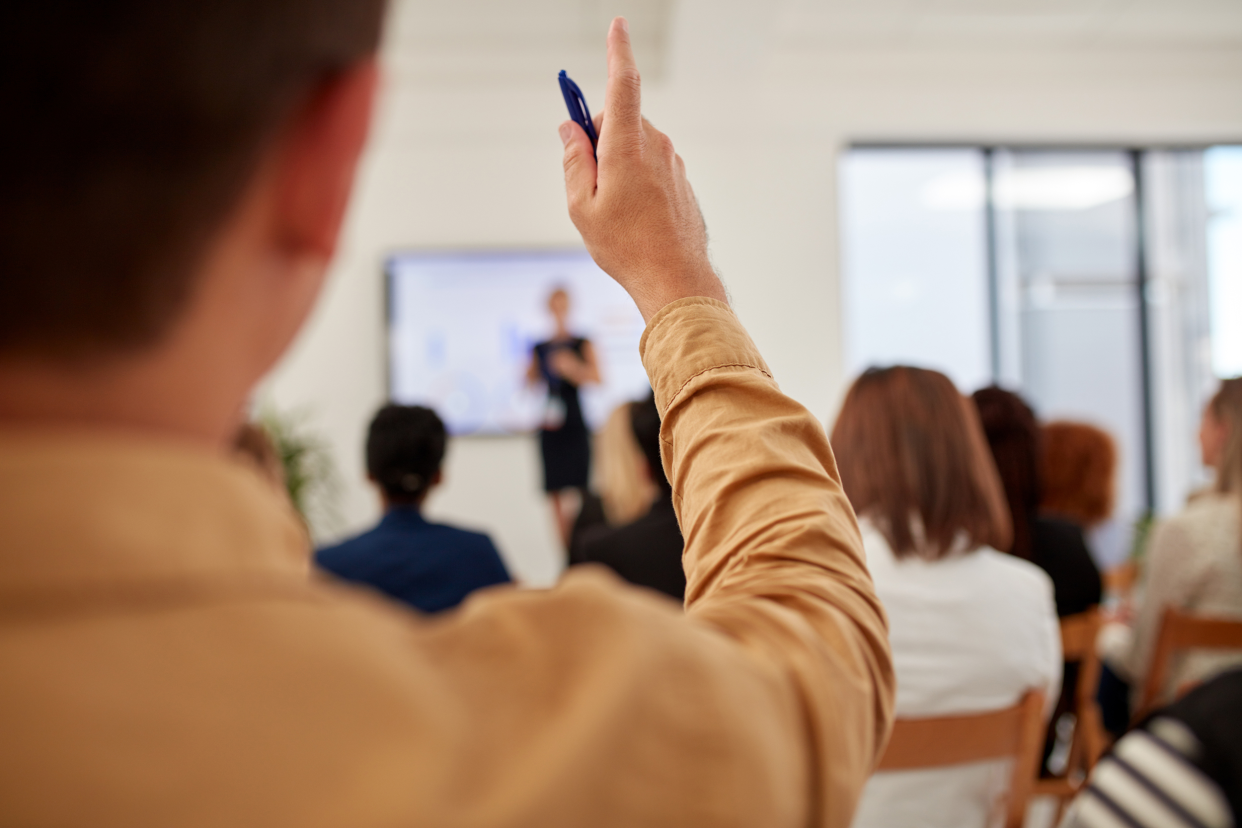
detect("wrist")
[631,268,727,324]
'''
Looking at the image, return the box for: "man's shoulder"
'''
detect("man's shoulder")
[422,519,497,549]
[421,520,508,578]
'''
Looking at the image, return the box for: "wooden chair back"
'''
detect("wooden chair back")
[1136,607,1242,719]
[878,690,1046,828]
[1061,608,1106,772]
[1032,609,1106,818]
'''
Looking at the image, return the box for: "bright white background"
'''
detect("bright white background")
[261,0,1242,586]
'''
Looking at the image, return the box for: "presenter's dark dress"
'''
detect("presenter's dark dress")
[534,338,591,493]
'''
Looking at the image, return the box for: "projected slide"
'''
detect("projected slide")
[387,250,651,436]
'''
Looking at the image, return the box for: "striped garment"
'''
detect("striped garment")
[1061,717,1233,828]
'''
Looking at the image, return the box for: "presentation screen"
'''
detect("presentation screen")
[387,250,650,436]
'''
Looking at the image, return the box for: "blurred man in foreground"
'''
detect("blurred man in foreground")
[0,4,893,826]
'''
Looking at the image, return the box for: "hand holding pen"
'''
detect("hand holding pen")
[558,18,727,325]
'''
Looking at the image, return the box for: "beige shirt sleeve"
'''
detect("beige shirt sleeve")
[642,297,895,809]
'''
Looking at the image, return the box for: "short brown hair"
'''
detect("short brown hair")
[1039,421,1116,526]
[831,367,1012,559]
[0,1,386,358]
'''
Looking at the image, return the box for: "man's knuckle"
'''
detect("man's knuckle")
[617,67,641,89]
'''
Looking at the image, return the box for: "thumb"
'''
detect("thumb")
[560,121,597,213]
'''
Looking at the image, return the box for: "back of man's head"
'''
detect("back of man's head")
[630,394,669,495]
[0,1,385,358]
[367,405,447,506]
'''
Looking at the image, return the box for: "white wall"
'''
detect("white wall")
[262,1,1242,585]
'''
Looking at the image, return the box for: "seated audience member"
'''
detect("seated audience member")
[572,394,685,602]
[0,10,894,827]
[973,388,1103,617]
[973,387,1102,776]
[1061,667,1242,828]
[316,405,511,613]
[1119,378,1242,707]
[832,367,1061,828]
[568,399,658,554]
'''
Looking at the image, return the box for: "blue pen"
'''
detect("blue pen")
[558,70,599,161]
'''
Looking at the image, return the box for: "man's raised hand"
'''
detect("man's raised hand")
[559,17,727,324]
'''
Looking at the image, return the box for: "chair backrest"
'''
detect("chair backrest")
[1059,608,1105,771]
[878,690,1046,828]
[1136,607,1242,719]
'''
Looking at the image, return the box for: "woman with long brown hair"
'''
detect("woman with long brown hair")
[1121,377,1242,706]
[1040,421,1118,532]
[834,367,1061,828]
[972,388,1103,617]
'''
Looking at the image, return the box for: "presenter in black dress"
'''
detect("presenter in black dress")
[527,288,600,549]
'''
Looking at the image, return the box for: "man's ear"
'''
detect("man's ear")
[275,58,380,258]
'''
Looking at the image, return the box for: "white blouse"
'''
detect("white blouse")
[852,520,1062,828]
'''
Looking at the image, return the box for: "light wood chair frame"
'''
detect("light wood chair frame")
[1135,607,1242,720]
[1032,608,1106,818]
[878,690,1046,828]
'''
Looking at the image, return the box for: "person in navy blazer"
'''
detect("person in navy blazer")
[317,404,511,613]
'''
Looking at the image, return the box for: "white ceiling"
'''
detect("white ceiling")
[383,0,1242,85]
[773,0,1242,51]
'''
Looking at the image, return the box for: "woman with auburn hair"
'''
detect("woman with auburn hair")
[1040,421,1117,529]
[1120,377,1242,708]
[834,367,1061,828]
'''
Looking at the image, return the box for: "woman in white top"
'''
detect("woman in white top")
[832,367,1061,828]
[1123,377,1242,707]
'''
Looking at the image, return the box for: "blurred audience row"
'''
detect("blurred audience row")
[233,370,1242,827]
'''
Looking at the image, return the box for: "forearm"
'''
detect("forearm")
[641,297,895,826]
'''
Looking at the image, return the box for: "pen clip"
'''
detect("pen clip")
[558,70,599,161]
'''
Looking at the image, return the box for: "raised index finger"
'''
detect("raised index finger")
[604,17,642,139]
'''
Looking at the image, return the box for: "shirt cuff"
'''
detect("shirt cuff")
[638,297,773,415]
